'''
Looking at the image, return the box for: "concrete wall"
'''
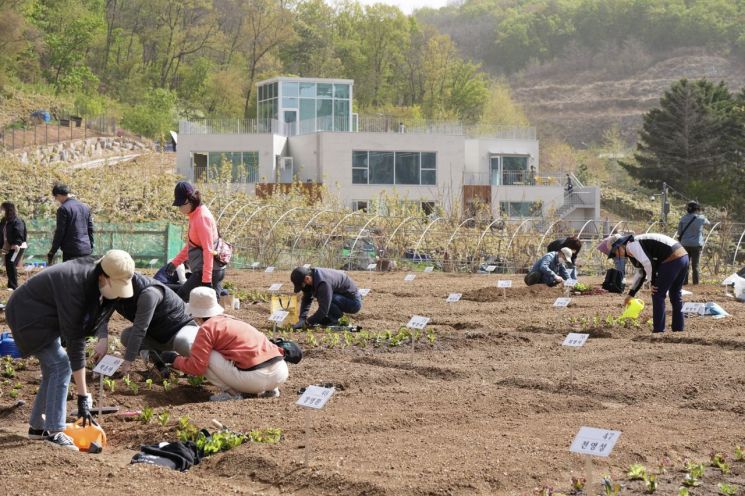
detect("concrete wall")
[465,138,540,175]
[176,133,277,182]
[491,185,564,216]
[310,132,466,212]
[286,132,320,182]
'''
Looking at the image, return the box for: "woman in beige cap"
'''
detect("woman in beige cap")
[5,250,135,450]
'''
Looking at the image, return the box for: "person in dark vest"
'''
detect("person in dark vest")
[48,182,94,263]
[547,236,582,279]
[608,233,688,333]
[6,250,134,450]
[291,266,362,328]
[0,202,28,290]
[677,201,710,285]
[93,272,198,376]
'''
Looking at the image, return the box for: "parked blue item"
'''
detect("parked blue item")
[31,110,52,123]
[0,331,22,358]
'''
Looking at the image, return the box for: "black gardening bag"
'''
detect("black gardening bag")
[602,268,625,293]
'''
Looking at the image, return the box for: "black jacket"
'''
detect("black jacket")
[50,197,94,257]
[299,268,359,325]
[0,217,27,247]
[111,273,194,344]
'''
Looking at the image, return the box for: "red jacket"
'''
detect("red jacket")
[173,315,283,376]
[171,204,217,283]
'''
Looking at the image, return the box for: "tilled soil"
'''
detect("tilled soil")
[1,270,744,495]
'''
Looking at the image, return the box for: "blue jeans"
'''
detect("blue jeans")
[30,338,72,433]
[325,293,362,324]
[652,255,688,332]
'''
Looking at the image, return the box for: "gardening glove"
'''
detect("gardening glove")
[160,351,179,366]
[292,319,306,330]
[165,262,177,277]
[77,394,95,426]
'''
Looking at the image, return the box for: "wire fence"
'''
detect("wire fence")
[0,116,118,150]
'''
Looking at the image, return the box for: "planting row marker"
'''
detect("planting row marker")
[92,354,124,419]
[296,385,335,466]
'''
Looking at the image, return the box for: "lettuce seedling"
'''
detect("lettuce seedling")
[678,488,690,496]
[145,378,153,390]
[186,375,206,387]
[157,410,170,427]
[718,482,737,495]
[601,476,621,496]
[122,375,139,394]
[103,377,116,393]
[711,453,731,474]
[627,463,647,480]
[571,476,586,491]
[139,406,154,424]
[735,445,744,462]
[644,473,657,494]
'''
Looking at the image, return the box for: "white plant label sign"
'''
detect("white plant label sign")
[564,279,578,288]
[268,283,282,292]
[268,310,289,323]
[250,261,260,268]
[366,263,377,270]
[446,293,462,303]
[359,288,371,297]
[570,427,621,457]
[682,302,706,315]
[497,280,512,288]
[93,355,124,377]
[563,333,589,347]
[423,266,434,273]
[485,265,497,273]
[265,266,275,273]
[406,315,430,330]
[404,274,416,282]
[553,297,571,308]
[296,385,335,410]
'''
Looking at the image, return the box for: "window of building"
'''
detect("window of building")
[282,81,299,97]
[499,201,542,218]
[195,151,259,183]
[299,82,315,97]
[352,200,368,212]
[317,83,333,98]
[490,155,530,185]
[352,151,437,185]
[334,84,349,98]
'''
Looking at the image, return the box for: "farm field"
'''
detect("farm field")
[1,270,745,495]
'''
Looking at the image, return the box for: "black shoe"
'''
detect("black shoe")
[524,271,541,286]
[28,428,47,440]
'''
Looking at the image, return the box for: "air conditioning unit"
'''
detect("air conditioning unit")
[279,157,293,171]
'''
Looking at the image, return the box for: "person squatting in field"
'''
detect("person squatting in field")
[160,287,301,401]
[290,266,362,328]
[604,233,689,333]
[524,247,574,287]
[6,250,135,450]
[546,236,582,279]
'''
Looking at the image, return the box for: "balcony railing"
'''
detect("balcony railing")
[463,171,563,186]
[180,117,536,140]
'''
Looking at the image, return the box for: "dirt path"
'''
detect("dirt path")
[1,271,744,495]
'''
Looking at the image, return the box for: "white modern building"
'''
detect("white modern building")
[177,76,599,222]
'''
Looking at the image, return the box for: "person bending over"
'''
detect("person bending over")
[290,266,362,328]
[524,247,573,287]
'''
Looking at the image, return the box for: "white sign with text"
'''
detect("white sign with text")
[93,355,124,377]
[358,288,371,297]
[268,283,282,292]
[553,297,572,308]
[497,280,513,288]
[562,333,589,347]
[682,302,706,315]
[406,315,430,330]
[265,266,275,273]
[268,310,289,323]
[570,427,621,457]
[366,263,377,270]
[404,274,416,282]
[423,266,434,273]
[485,265,497,273]
[296,385,335,410]
[446,293,462,303]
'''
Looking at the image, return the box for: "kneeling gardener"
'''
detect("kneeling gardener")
[524,247,573,287]
[290,266,362,328]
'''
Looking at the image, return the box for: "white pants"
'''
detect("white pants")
[122,324,199,357]
[204,353,289,394]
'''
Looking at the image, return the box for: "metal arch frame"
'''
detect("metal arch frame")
[645,221,658,234]
[348,214,381,260]
[262,206,305,244]
[576,219,599,239]
[732,225,745,266]
[224,203,258,233]
[445,217,475,255]
[413,217,445,257]
[382,216,419,255]
[701,222,720,252]
[505,218,533,252]
[232,204,281,241]
[610,220,626,235]
[321,210,366,250]
[472,217,508,265]
[536,220,560,254]
[216,198,240,224]
[290,209,334,255]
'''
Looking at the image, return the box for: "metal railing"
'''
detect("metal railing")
[0,116,118,150]
[180,117,536,140]
[463,171,563,186]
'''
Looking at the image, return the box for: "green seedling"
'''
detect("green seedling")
[305,331,318,347]
[162,379,172,392]
[628,463,647,480]
[711,453,731,474]
[103,377,116,393]
[735,445,744,462]
[145,378,153,390]
[14,359,26,371]
[139,406,154,424]
[343,330,354,348]
[644,473,657,494]
[2,363,15,379]
[9,388,19,399]
[248,427,282,444]
[678,488,690,496]
[718,483,738,495]
[122,375,139,394]
[427,328,437,344]
[571,476,586,491]
[177,417,199,443]
[601,476,622,496]
[157,410,170,427]
[186,376,206,387]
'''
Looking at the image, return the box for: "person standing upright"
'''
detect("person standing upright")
[0,202,27,290]
[677,201,710,285]
[48,182,94,264]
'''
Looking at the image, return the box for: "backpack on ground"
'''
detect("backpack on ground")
[602,268,625,293]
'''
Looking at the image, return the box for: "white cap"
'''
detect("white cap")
[97,250,135,298]
[560,247,573,261]
[186,287,224,318]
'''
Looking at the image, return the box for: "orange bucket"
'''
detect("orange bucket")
[64,419,107,451]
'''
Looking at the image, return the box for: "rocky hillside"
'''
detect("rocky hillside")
[511,54,745,146]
